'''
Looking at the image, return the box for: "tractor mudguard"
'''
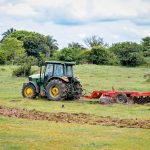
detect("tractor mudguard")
[28,81,39,93]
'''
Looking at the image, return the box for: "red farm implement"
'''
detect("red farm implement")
[82,87,150,104]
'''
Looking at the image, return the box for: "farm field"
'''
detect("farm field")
[0,64,150,150]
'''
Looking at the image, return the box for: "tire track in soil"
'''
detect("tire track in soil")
[0,106,150,129]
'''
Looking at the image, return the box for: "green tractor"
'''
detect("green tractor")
[22,61,83,100]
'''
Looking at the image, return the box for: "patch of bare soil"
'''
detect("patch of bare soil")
[0,106,149,129]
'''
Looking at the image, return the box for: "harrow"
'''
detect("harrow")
[82,87,150,104]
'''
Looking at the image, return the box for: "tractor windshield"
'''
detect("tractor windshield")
[66,65,73,77]
[54,64,64,76]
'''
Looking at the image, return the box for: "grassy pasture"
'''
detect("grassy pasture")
[0,117,150,150]
[0,64,150,150]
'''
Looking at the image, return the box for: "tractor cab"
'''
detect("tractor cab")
[22,61,82,101]
[44,61,75,80]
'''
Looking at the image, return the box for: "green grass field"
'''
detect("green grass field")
[0,65,150,150]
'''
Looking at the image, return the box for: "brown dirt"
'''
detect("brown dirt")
[0,106,150,129]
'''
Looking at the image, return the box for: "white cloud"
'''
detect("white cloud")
[0,0,150,47]
[1,0,150,23]
[20,0,150,23]
[0,3,37,18]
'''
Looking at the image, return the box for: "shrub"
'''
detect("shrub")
[120,52,144,67]
[14,55,38,66]
[0,54,5,64]
[110,42,144,67]
[79,50,90,64]
[12,64,31,77]
[0,50,6,64]
[53,48,88,64]
[144,57,150,67]
[88,46,119,65]
[50,51,60,61]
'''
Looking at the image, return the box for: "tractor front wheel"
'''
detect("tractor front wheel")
[22,83,36,99]
[46,79,67,101]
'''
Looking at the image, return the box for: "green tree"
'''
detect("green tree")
[89,46,118,65]
[0,44,6,64]
[23,35,47,57]
[141,37,150,56]
[68,42,85,49]
[9,31,58,59]
[45,35,58,57]
[1,37,25,64]
[1,28,16,41]
[55,47,86,64]
[110,42,144,66]
[84,35,107,48]
[0,53,5,64]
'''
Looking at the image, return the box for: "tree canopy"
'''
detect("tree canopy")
[0,37,25,64]
[1,28,16,42]
[110,42,144,66]
[0,28,150,67]
[141,37,150,57]
[84,35,106,48]
[9,30,58,59]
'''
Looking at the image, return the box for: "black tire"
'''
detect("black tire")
[115,93,128,104]
[46,79,67,101]
[22,83,36,99]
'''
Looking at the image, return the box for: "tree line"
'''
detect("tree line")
[0,28,150,67]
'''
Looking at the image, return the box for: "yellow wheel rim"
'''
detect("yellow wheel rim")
[24,87,33,97]
[50,86,59,98]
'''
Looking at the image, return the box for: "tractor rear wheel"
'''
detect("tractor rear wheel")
[46,79,67,101]
[115,93,128,104]
[22,83,36,99]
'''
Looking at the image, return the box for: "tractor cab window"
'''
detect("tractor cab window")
[54,64,64,76]
[45,64,53,77]
[66,65,73,77]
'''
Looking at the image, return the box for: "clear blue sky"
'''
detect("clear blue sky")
[0,0,150,48]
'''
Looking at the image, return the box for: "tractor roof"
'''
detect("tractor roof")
[45,61,76,65]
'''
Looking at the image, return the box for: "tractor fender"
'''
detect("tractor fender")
[47,76,69,83]
[29,81,39,93]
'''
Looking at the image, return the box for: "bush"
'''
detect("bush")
[120,52,144,67]
[0,54,5,64]
[79,50,90,64]
[53,48,88,64]
[110,42,144,67]
[14,55,38,66]
[12,64,31,77]
[0,50,6,64]
[143,57,150,67]
[50,51,60,61]
[88,46,119,65]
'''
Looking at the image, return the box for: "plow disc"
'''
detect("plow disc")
[132,96,150,104]
[82,87,150,104]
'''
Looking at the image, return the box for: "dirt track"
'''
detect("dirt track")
[0,106,150,129]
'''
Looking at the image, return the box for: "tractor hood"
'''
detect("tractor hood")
[29,74,44,79]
